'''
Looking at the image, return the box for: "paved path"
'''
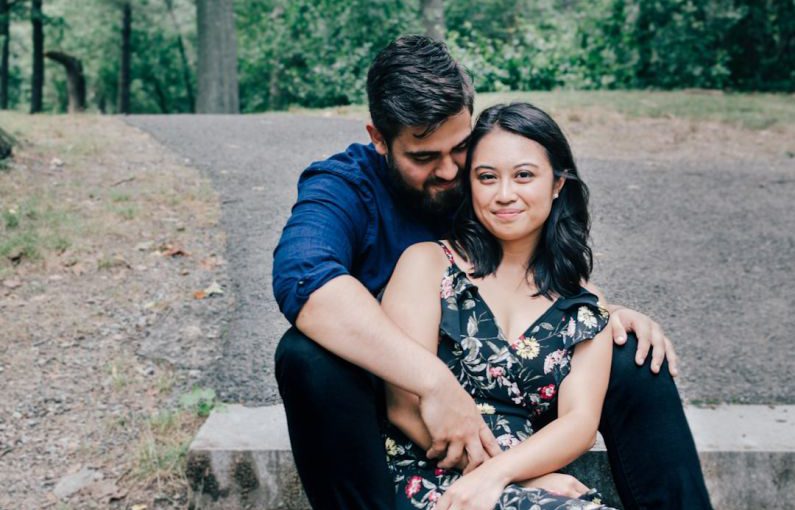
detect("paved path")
[125,114,795,405]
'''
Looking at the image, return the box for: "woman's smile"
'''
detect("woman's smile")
[492,208,524,220]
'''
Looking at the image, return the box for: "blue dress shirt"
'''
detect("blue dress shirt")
[272,143,451,324]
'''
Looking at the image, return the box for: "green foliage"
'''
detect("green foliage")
[236,0,421,111]
[444,0,791,92]
[0,0,790,113]
[4,0,195,113]
[179,386,217,417]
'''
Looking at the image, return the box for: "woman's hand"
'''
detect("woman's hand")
[434,460,509,510]
[607,305,678,376]
[520,472,589,498]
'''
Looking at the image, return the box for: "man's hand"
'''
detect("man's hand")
[607,306,678,376]
[420,377,503,471]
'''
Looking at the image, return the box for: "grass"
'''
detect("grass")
[132,387,214,495]
[133,410,198,491]
[293,89,795,130]
[0,195,77,263]
[476,90,795,130]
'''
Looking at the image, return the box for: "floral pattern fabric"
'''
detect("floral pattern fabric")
[384,242,615,510]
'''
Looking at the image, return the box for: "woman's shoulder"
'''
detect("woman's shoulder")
[395,242,450,273]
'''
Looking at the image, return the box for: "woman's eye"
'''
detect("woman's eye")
[516,171,533,179]
[477,173,496,182]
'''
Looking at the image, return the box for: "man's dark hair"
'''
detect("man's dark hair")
[449,102,593,299]
[367,35,474,147]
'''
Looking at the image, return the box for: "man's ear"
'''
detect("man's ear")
[366,124,389,156]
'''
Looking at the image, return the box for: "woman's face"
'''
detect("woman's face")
[469,128,564,243]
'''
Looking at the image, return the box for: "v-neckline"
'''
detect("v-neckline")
[441,245,559,343]
[466,273,559,343]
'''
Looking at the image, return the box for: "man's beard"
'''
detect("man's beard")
[385,155,464,217]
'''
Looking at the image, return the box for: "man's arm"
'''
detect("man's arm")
[297,274,500,469]
[273,172,499,468]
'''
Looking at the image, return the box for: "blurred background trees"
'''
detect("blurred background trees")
[0,0,791,114]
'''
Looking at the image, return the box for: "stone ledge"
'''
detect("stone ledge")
[186,404,795,510]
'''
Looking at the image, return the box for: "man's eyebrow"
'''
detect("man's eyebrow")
[405,135,471,157]
[404,150,440,157]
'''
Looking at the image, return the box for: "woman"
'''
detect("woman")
[380,102,616,510]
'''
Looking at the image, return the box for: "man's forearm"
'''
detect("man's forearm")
[295,274,451,397]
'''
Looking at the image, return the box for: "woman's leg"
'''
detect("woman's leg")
[275,327,394,510]
[599,334,712,509]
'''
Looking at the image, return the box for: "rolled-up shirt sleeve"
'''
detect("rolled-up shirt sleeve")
[272,170,371,324]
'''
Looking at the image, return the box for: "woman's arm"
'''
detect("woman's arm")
[490,322,612,484]
[381,242,499,469]
[435,287,613,509]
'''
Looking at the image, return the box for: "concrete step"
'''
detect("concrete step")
[186,404,795,510]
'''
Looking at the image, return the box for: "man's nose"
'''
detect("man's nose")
[435,156,458,182]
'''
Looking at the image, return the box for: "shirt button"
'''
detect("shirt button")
[298,280,305,286]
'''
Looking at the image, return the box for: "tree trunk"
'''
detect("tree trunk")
[196,0,238,113]
[30,0,44,113]
[117,2,131,114]
[0,126,14,160]
[164,0,194,112]
[45,51,86,112]
[1,0,10,109]
[268,61,283,110]
[420,0,445,41]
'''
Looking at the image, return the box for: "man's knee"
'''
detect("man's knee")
[275,327,331,387]
[275,327,372,404]
[609,333,676,403]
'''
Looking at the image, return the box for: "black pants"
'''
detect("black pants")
[274,327,712,510]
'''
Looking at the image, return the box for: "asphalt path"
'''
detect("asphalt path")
[125,114,795,405]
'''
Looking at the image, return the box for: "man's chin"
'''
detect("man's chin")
[422,187,463,216]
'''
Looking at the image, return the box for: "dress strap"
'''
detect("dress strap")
[436,241,456,266]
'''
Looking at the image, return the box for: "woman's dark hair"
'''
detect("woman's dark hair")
[367,35,474,147]
[449,102,592,298]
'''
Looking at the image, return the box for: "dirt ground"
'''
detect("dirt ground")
[0,113,230,510]
[0,104,792,510]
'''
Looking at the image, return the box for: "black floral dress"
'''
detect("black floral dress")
[384,242,616,510]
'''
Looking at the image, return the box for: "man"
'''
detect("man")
[273,35,711,510]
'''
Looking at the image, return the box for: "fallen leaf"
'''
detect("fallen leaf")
[193,281,223,300]
[131,505,147,510]
[160,244,189,257]
[2,278,21,289]
[98,255,131,270]
[87,479,126,502]
[6,247,24,264]
[203,281,224,297]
